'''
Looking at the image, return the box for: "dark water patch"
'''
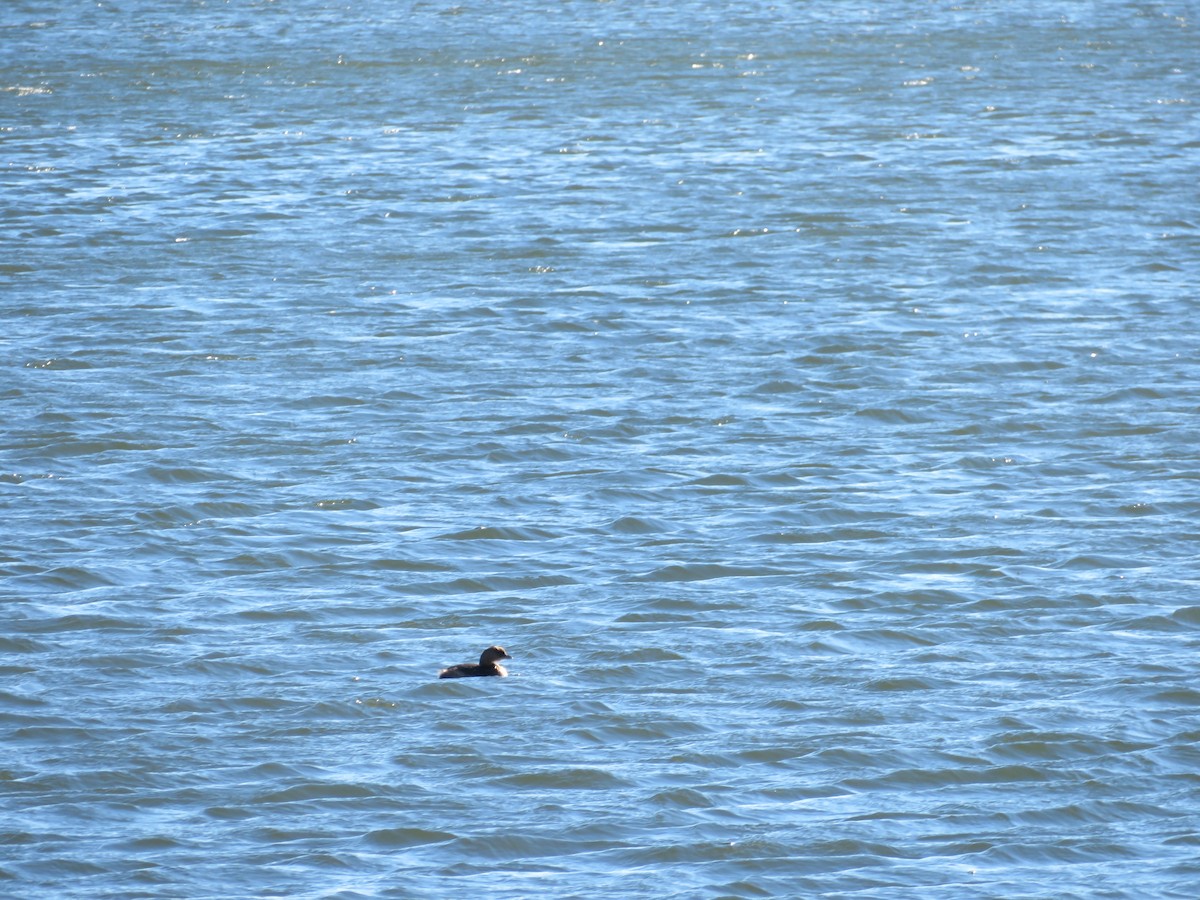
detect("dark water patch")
[624,595,745,616]
[257,782,377,804]
[485,445,575,463]
[971,838,1142,867]
[604,647,686,663]
[415,680,516,698]
[307,699,384,721]
[24,357,93,370]
[19,612,142,633]
[229,609,319,624]
[614,611,699,624]
[1014,800,1183,828]
[160,696,301,714]
[690,473,751,487]
[1117,613,1194,634]
[1085,386,1166,404]
[1131,260,1183,273]
[863,676,946,692]
[1115,501,1161,517]
[363,827,455,848]
[218,549,346,571]
[762,699,810,712]
[941,544,1027,561]
[756,470,804,487]
[134,500,264,527]
[495,768,630,790]
[141,465,231,484]
[866,588,975,610]
[1145,687,1200,708]
[1050,554,1147,571]
[0,636,49,653]
[386,614,474,630]
[248,825,344,845]
[733,746,812,766]
[960,592,1114,614]
[844,809,938,824]
[15,857,109,878]
[749,379,806,394]
[634,563,793,583]
[23,437,166,460]
[566,719,704,745]
[205,806,254,820]
[522,466,609,482]
[602,515,672,534]
[797,619,845,633]
[854,407,932,425]
[824,628,938,653]
[445,832,630,863]
[889,560,1010,579]
[562,709,708,740]
[312,498,381,511]
[1165,834,1200,847]
[8,725,112,748]
[1076,422,1171,439]
[399,573,577,595]
[1172,606,1200,626]
[967,359,1069,375]
[611,837,804,867]
[284,395,367,409]
[0,689,48,711]
[665,751,741,773]
[435,525,555,541]
[179,654,278,678]
[571,664,641,684]
[844,764,1047,792]
[752,527,890,544]
[987,731,1152,763]
[77,651,170,673]
[119,835,184,852]
[302,627,393,645]
[787,505,909,527]
[648,787,714,809]
[367,558,456,573]
[495,419,570,437]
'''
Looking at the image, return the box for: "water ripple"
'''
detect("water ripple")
[3,1,1198,897]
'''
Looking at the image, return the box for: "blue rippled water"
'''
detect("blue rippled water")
[3,1,1200,897]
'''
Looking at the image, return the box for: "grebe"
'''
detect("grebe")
[438,645,511,679]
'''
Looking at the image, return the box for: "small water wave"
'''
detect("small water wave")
[435,525,556,541]
[751,527,890,544]
[284,395,368,409]
[634,563,793,583]
[363,827,456,849]
[0,636,48,654]
[134,500,263,527]
[257,782,378,804]
[140,465,231,484]
[23,358,93,370]
[15,612,142,633]
[496,768,630,790]
[396,573,578,595]
[602,515,672,534]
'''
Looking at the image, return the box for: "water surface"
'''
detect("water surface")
[3,2,1199,897]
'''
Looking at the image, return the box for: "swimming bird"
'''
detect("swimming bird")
[438,645,511,679]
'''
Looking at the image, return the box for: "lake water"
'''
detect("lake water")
[3,1,1200,897]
